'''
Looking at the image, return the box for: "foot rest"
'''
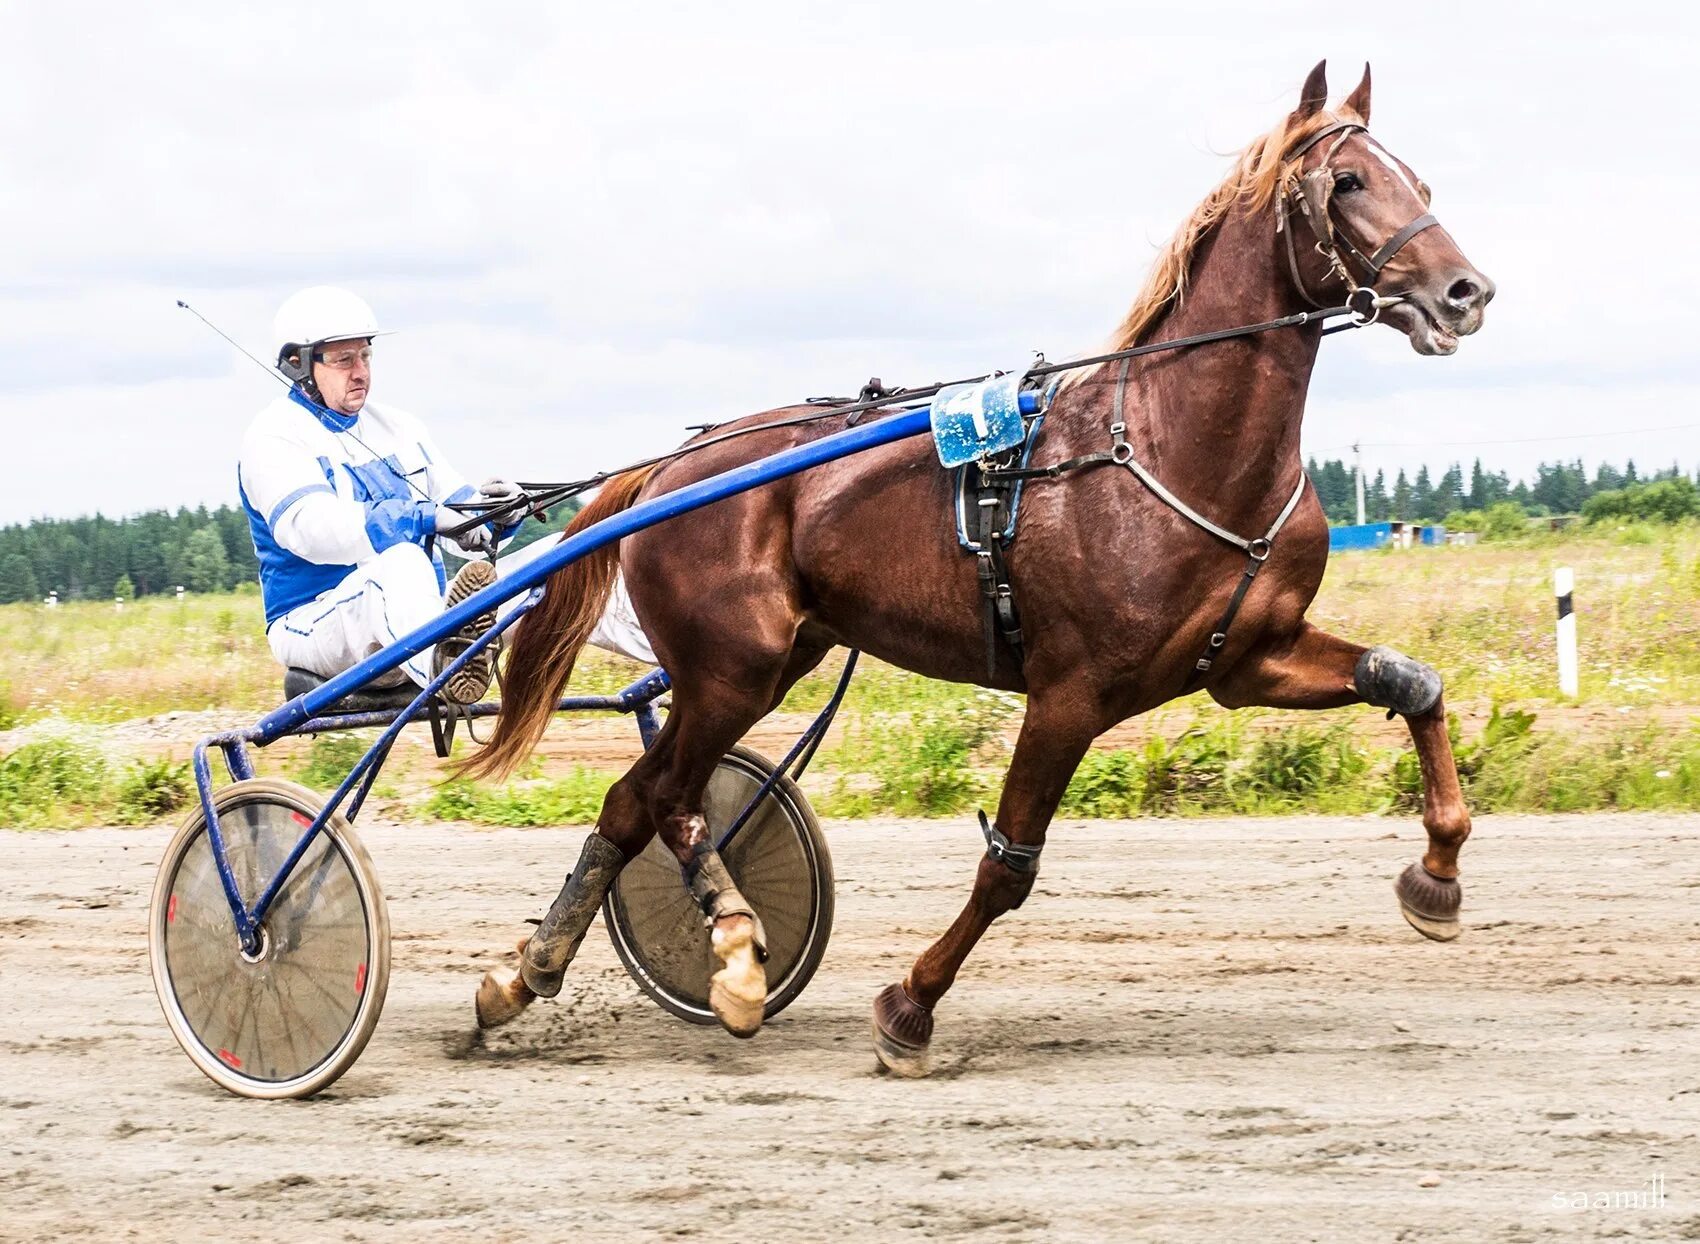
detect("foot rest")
[283,668,429,715]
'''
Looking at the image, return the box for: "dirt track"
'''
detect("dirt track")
[3,814,1699,1242]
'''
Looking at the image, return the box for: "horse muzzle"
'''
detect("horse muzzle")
[1388,267,1496,356]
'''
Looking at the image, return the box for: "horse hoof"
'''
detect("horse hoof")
[1395,861,1462,942]
[872,983,933,1078]
[709,917,766,1039]
[475,965,535,1030]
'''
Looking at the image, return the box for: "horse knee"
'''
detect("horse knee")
[973,854,1038,916]
[1355,645,1443,717]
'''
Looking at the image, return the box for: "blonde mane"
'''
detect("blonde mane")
[1061,108,1348,389]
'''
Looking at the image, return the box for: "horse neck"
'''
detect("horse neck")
[1065,204,1321,531]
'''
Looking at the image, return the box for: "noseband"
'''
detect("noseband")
[1278,120,1440,315]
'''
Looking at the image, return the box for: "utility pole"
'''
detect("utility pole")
[1353,442,1366,525]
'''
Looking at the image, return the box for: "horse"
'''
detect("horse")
[468,60,1495,1076]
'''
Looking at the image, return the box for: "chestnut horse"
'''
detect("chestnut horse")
[470,61,1495,1074]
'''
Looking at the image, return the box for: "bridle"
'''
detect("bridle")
[1278,119,1441,318]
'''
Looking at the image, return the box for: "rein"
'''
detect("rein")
[441,299,1376,539]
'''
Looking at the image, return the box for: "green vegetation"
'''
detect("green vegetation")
[423,767,620,826]
[0,735,192,827]
[813,691,1019,817]
[1582,477,1699,525]
[1052,708,1700,819]
[1306,454,1696,526]
[2,523,1698,826]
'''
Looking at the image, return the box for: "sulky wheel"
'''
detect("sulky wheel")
[604,745,833,1025]
[148,778,390,1099]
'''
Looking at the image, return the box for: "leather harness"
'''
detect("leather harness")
[967,116,1445,690]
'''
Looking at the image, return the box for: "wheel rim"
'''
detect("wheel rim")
[161,797,374,1085]
[609,756,821,1015]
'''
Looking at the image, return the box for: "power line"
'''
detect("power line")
[1310,419,1700,457]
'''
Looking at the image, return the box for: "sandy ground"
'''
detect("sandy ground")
[3,813,1699,1243]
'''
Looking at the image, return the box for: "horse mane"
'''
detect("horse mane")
[1061,107,1351,389]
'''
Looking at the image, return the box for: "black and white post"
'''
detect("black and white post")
[1555,566,1578,697]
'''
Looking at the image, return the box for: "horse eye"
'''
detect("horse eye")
[1333,172,1363,194]
[1417,180,1433,206]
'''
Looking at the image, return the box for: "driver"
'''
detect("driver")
[238,285,654,704]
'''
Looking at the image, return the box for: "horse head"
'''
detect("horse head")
[1281,61,1495,355]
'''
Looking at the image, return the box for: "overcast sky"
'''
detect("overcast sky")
[2,1,1693,525]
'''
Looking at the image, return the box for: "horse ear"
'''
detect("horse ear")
[1294,60,1328,119]
[1342,63,1372,124]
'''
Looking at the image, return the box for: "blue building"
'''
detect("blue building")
[1328,521,1447,552]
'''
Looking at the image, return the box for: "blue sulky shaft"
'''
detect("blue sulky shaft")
[255,387,1041,742]
[251,401,975,742]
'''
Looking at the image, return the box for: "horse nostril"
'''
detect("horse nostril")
[1446,277,1480,307]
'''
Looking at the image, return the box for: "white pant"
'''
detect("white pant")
[266,539,657,688]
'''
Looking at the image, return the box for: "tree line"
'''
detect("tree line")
[1304,457,1700,526]
[1,456,1692,604]
[0,502,580,605]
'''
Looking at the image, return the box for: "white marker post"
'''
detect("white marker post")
[115,595,124,614]
[1555,566,1578,697]
[175,585,185,604]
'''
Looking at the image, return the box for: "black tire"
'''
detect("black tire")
[603,745,833,1025]
[148,778,390,1099]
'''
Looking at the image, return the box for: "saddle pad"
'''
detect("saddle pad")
[929,368,1032,468]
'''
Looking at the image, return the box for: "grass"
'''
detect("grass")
[2,523,1698,825]
[0,729,193,828]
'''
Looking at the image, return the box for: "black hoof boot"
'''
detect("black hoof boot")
[1395,861,1462,942]
[872,982,934,1078]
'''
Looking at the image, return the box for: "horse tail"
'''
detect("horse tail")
[457,466,659,782]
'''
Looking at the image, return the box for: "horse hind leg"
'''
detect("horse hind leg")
[475,760,661,1029]
[675,824,768,1038]
[646,663,807,1038]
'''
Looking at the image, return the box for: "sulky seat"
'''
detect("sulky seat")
[282,667,431,715]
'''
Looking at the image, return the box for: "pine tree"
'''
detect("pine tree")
[1412,466,1435,521]
[1367,469,1389,521]
[1436,462,1465,517]
[1392,469,1412,519]
[179,526,229,594]
[0,554,39,604]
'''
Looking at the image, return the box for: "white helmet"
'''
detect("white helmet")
[273,286,387,384]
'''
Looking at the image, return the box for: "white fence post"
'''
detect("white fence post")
[1555,566,1578,697]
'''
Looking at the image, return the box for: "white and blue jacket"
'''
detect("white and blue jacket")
[238,388,495,626]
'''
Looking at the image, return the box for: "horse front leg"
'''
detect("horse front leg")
[1210,622,1471,940]
[872,695,1095,1077]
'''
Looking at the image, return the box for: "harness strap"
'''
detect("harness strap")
[1367,212,1440,273]
[973,465,1026,679]
[982,355,1308,692]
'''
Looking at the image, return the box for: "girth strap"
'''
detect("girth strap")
[973,463,1025,679]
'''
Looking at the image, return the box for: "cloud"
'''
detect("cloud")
[0,1,1691,525]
